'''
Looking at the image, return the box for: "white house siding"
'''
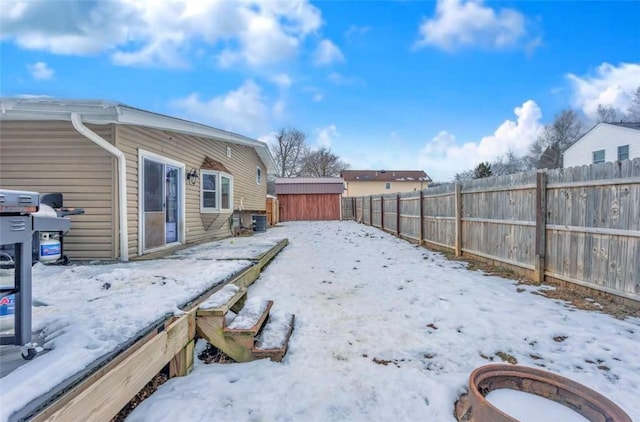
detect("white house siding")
[563,124,640,168]
[0,121,117,260]
[115,125,267,258]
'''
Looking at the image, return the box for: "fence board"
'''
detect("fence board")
[341,158,640,301]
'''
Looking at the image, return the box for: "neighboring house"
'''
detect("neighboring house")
[563,122,640,168]
[341,170,431,197]
[275,177,343,221]
[0,98,276,262]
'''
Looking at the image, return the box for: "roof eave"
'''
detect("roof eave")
[0,98,277,173]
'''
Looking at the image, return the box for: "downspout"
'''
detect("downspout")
[70,113,129,261]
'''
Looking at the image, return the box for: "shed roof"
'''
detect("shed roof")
[341,170,431,182]
[275,177,344,195]
[0,97,276,173]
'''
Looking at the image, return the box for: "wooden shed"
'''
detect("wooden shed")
[275,178,344,221]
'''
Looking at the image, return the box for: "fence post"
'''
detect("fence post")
[419,190,424,245]
[396,193,401,237]
[535,171,547,282]
[352,197,356,221]
[369,196,373,226]
[455,183,462,257]
[380,195,384,229]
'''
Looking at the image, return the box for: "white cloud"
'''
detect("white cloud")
[270,73,293,90]
[27,62,54,80]
[315,125,339,148]
[327,72,365,86]
[273,99,286,119]
[345,25,371,38]
[314,39,344,65]
[0,0,323,68]
[418,100,543,180]
[171,80,270,135]
[415,0,527,51]
[567,62,640,121]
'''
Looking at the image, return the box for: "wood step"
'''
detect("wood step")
[252,312,295,362]
[225,298,272,334]
[196,297,273,362]
[197,285,247,317]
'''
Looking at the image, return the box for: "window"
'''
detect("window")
[618,145,629,161]
[256,166,262,185]
[592,150,605,164]
[385,182,391,189]
[221,175,231,209]
[226,146,232,158]
[201,170,233,212]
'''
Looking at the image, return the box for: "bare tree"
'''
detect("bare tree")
[526,108,584,169]
[596,104,618,123]
[454,169,474,181]
[299,147,349,177]
[270,127,308,177]
[492,150,531,176]
[627,86,640,121]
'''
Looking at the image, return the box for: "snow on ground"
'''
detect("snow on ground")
[0,238,280,422]
[127,221,640,422]
[170,237,281,260]
[1,222,638,421]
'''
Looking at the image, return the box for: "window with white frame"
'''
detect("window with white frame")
[200,170,233,212]
[618,145,629,161]
[592,150,605,164]
[256,166,262,185]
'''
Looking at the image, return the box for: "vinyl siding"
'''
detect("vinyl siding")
[0,120,117,260]
[563,125,640,168]
[115,125,266,258]
[345,180,426,197]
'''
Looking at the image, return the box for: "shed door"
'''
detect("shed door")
[141,154,184,252]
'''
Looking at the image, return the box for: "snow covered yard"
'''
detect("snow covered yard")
[0,237,283,421]
[127,221,640,422]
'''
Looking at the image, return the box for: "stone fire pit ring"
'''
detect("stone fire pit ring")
[456,364,632,422]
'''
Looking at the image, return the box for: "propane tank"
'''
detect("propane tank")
[39,232,61,263]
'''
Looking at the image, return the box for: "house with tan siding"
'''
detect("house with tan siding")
[341,170,431,197]
[0,98,275,262]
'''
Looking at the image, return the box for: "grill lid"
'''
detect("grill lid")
[0,189,40,214]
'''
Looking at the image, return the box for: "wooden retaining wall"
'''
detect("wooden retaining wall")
[17,240,289,422]
[343,159,640,302]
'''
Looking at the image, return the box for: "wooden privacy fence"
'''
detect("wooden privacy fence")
[342,159,640,302]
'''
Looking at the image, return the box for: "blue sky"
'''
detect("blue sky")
[1,0,639,181]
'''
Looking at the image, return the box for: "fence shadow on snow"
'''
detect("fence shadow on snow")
[342,158,640,304]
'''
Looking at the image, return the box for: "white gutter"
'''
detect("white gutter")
[70,112,129,261]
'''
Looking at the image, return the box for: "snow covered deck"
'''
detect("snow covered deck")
[0,237,288,422]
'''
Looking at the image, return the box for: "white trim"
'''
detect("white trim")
[70,113,129,261]
[139,149,184,169]
[0,98,277,174]
[138,149,186,255]
[200,170,234,214]
[564,122,640,155]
